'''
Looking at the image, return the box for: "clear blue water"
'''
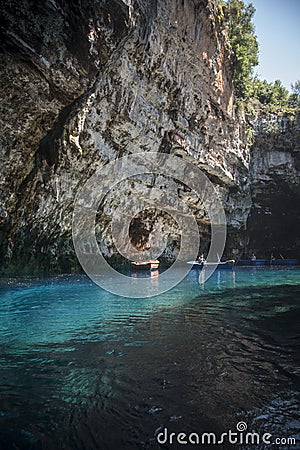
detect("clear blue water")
[0,267,299,449]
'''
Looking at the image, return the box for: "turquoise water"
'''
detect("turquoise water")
[0,267,299,449]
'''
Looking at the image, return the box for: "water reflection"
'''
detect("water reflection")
[150,269,159,278]
[197,266,236,289]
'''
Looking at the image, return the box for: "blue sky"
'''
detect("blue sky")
[248,0,300,91]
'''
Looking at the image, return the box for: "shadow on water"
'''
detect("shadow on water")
[0,268,299,449]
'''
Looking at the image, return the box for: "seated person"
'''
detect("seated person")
[198,254,206,263]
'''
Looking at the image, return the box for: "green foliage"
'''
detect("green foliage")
[288,80,300,108]
[246,78,300,112]
[218,0,299,113]
[220,0,259,98]
[291,80,300,96]
[249,78,289,111]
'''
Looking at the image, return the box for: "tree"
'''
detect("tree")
[248,77,289,111]
[288,80,300,108]
[221,0,259,98]
[291,80,300,96]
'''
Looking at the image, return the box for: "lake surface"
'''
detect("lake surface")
[0,267,299,449]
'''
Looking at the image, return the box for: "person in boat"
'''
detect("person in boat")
[198,254,206,263]
[250,253,256,261]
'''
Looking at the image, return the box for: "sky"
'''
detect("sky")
[247,0,300,91]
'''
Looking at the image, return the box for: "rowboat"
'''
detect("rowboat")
[236,259,268,266]
[186,260,235,270]
[270,258,299,266]
[237,258,299,266]
[131,259,160,271]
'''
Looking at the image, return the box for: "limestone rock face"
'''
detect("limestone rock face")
[248,113,300,257]
[1,0,298,274]
[0,0,130,272]
[0,0,252,274]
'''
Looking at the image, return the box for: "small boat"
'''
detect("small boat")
[236,259,268,266]
[131,259,160,271]
[186,260,235,270]
[270,258,299,266]
[237,258,299,267]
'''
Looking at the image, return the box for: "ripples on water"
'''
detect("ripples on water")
[0,267,299,449]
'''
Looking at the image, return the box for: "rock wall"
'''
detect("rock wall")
[0,0,130,273]
[1,0,298,275]
[0,0,253,274]
[247,113,300,259]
